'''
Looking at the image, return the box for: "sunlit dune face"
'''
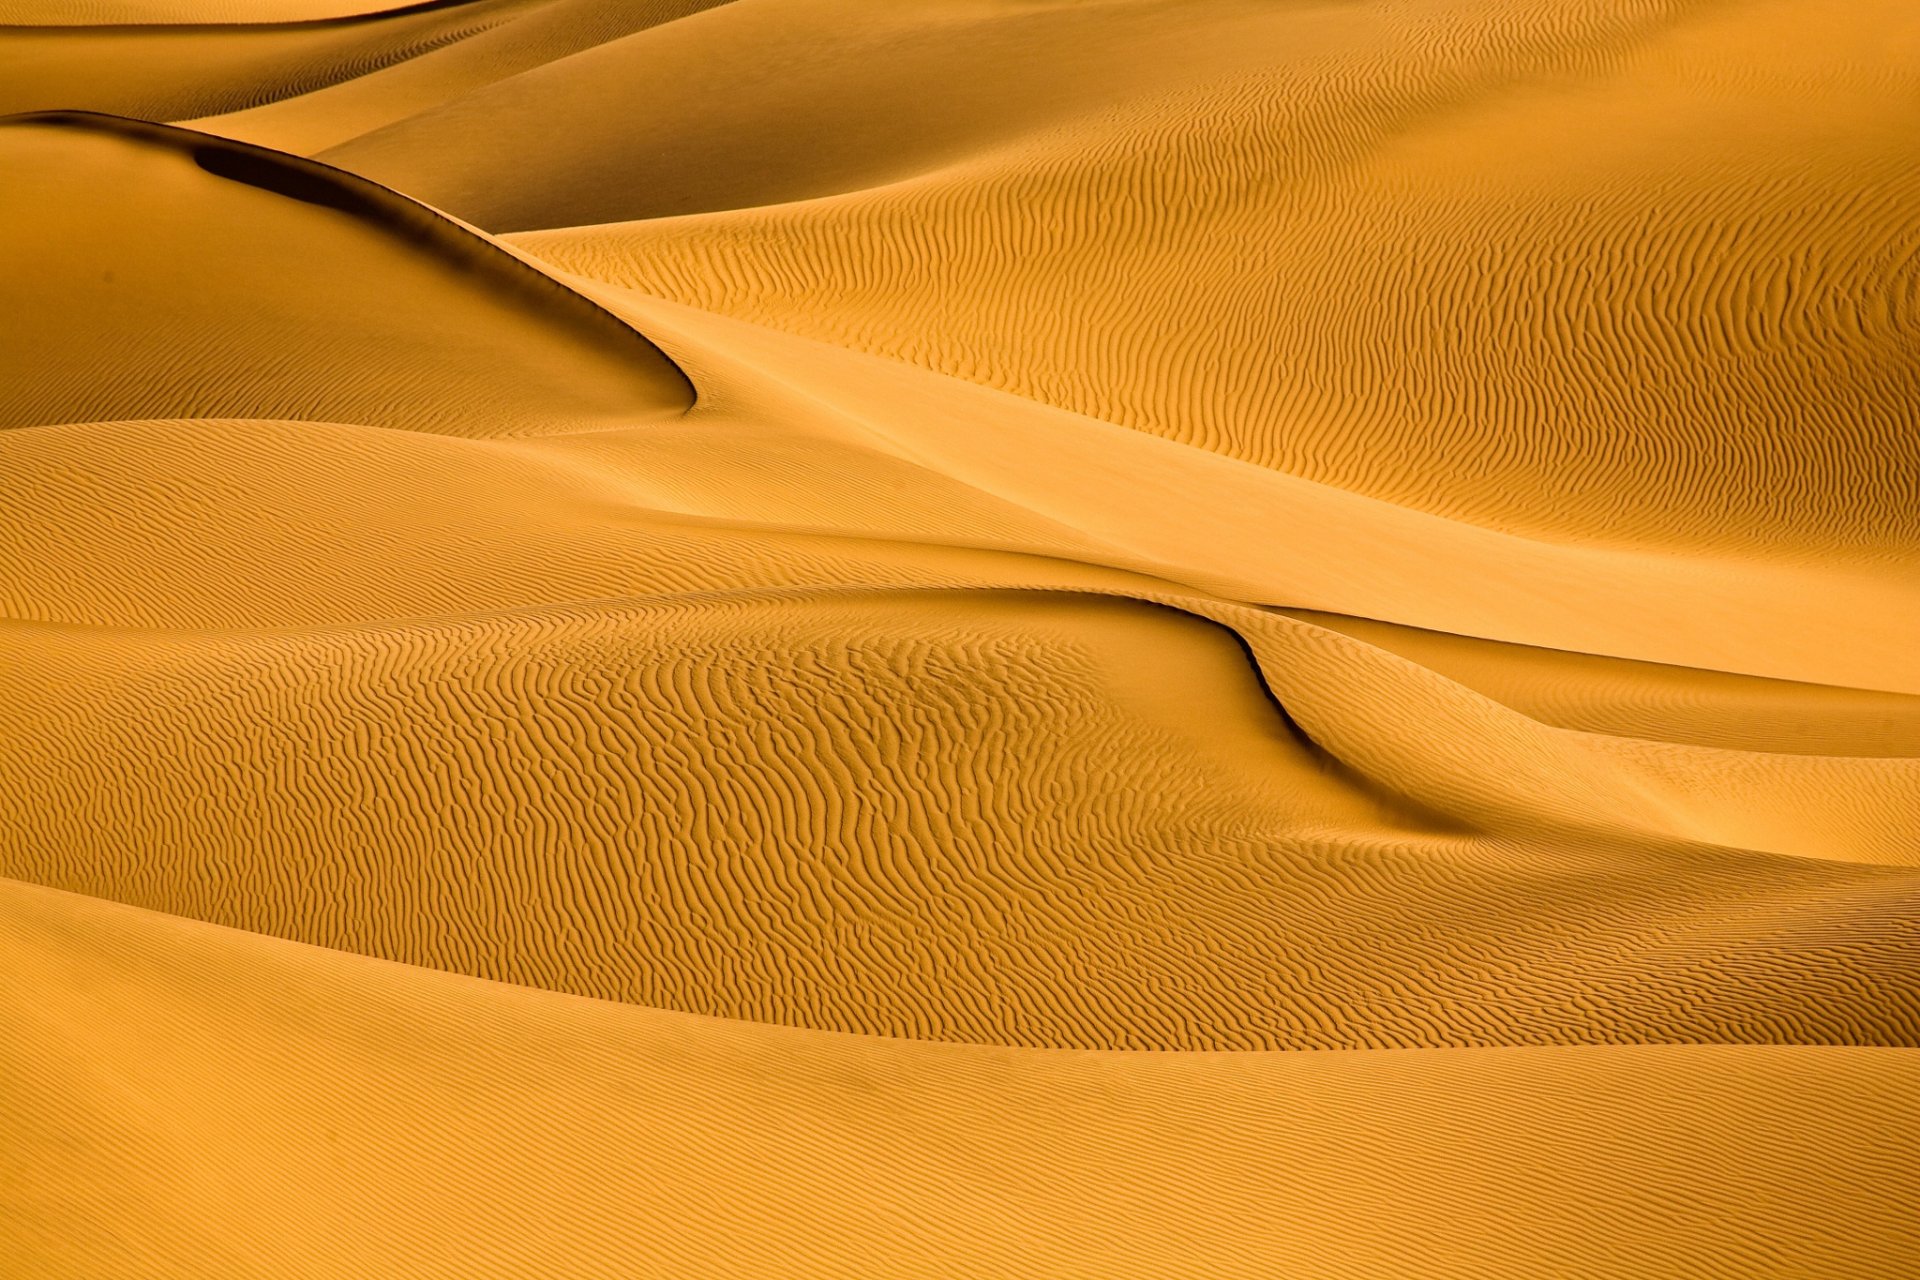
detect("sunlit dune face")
[3,2,1918,1276]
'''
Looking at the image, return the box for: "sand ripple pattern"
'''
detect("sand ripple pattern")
[2,2,1918,1275]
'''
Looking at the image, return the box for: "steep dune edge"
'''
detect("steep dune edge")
[503,0,1920,557]
[5,877,1917,1279]
[0,111,691,434]
[550,285,1920,696]
[1283,608,1920,758]
[6,591,1915,1049]
[3,0,1916,1270]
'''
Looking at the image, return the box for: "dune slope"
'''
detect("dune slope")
[2,0,1917,1274]
[0,111,690,435]
[8,877,1920,1279]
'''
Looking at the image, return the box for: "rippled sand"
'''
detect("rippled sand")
[3,2,1917,1275]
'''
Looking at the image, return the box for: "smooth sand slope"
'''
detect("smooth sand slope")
[2,1,1918,1275]
[8,878,1920,1279]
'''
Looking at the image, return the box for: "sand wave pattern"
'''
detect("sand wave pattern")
[3,2,1917,1276]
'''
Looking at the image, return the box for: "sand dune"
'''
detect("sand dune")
[503,0,1920,554]
[0,0,538,119]
[0,112,689,434]
[2,0,1917,1274]
[9,878,1920,1278]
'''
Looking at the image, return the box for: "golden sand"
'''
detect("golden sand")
[3,2,1916,1274]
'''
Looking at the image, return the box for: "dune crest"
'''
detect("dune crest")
[0,110,691,434]
[3,1,1917,1275]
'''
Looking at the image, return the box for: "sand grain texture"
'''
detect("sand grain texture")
[3,0,1917,1274]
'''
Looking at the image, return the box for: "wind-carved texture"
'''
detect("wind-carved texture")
[1,1,1917,1276]
[501,0,1920,556]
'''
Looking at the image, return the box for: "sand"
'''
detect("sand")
[2,1,1917,1275]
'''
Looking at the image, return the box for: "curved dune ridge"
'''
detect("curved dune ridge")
[1,1,1917,1276]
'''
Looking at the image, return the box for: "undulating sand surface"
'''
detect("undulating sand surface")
[2,1,1917,1275]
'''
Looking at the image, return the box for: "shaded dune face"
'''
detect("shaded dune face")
[0,112,691,435]
[5,591,1918,1049]
[3,1,1919,1276]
